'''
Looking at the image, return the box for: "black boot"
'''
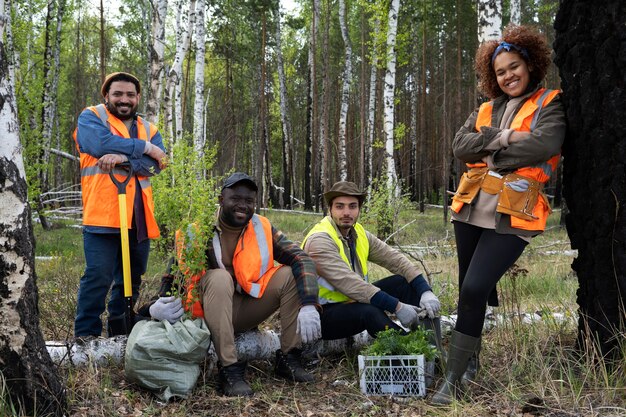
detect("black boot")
[219,361,254,397]
[275,349,315,382]
[461,337,481,388]
[107,314,127,337]
[431,330,480,405]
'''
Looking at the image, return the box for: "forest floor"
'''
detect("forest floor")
[31,206,626,417]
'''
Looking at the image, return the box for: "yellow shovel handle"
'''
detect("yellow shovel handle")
[117,193,132,298]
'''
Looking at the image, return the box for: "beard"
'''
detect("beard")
[106,102,138,120]
[221,209,253,228]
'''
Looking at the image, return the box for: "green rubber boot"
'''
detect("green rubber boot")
[461,337,481,388]
[431,330,480,405]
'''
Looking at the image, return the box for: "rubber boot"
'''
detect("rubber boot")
[107,314,127,337]
[431,330,480,405]
[461,337,481,388]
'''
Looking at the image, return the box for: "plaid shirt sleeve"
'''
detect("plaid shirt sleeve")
[271,226,320,307]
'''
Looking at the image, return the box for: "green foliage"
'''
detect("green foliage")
[362,328,438,361]
[360,175,411,241]
[151,137,219,277]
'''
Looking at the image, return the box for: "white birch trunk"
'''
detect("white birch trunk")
[510,0,521,25]
[383,0,400,195]
[366,17,379,193]
[337,0,352,181]
[192,0,206,155]
[146,0,168,121]
[171,0,194,144]
[46,330,373,366]
[275,10,294,207]
[477,0,502,43]
[164,65,174,140]
[0,5,66,410]
[319,0,330,197]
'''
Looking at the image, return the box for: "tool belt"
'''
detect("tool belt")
[452,167,551,222]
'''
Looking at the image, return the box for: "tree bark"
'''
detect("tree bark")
[275,8,293,209]
[383,0,400,195]
[477,0,501,43]
[554,0,626,357]
[0,10,67,412]
[146,0,168,121]
[366,17,379,194]
[510,0,521,25]
[304,0,320,211]
[337,0,352,181]
[192,0,206,156]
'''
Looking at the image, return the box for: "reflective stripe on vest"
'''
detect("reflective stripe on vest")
[182,215,280,318]
[74,105,160,238]
[302,217,369,304]
[454,88,561,231]
[94,104,151,141]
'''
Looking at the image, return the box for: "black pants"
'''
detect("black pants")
[320,275,421,340]
[453,221,528,338]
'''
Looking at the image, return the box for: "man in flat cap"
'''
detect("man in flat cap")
[301,181,441,340]
[73,72,167,338]
[150,172,321,397]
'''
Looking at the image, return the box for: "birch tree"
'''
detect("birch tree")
[318,0,330,205]
[477,0,502,43]
[0,3,66,413]
[275,8,294,208]
[337,0,352,181]
[382,0,400,195]
[510,0,521,25]
[366,16,380,193]
[192,0,206,155]
[304,0,320,210]
[169,0,194,144]
[146,0,168,121]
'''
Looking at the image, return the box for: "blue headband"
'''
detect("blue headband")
[491,41,529,64]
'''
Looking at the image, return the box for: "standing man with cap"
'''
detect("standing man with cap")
[151,172,321,397]
[301,181,441,340]
[73,72,167,338]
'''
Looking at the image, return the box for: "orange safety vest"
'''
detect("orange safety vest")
[180,215,282,318]
[452,88,561,232]
[73,104,160,238]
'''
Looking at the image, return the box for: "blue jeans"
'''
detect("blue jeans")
[320,275,421,340]
[74,230,150,337]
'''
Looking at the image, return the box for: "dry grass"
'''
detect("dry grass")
[28,209,626,416]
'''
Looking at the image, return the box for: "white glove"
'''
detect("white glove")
[297,305,321,344]
[419,291,441,319]
[149,296,184,324]
[395,302,421,329]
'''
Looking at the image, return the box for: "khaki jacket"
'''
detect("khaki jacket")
[303,216,422,304]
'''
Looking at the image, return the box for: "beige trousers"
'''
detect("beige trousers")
[199,266,300,366]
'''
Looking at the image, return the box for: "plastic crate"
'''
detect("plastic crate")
[358,354,430,397]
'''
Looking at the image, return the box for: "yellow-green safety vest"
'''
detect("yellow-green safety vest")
[302,216,369,304]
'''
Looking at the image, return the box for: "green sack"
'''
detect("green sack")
[124,318,211,401]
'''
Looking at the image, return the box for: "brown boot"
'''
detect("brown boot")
[431,330,480,405]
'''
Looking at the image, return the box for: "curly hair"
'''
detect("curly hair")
[474,24,552,99]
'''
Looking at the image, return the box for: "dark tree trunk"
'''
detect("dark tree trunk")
[554,0,626,357]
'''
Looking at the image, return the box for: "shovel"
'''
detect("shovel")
[109,162,134,335]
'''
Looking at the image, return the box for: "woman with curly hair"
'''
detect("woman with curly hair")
[431,24,566,405]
